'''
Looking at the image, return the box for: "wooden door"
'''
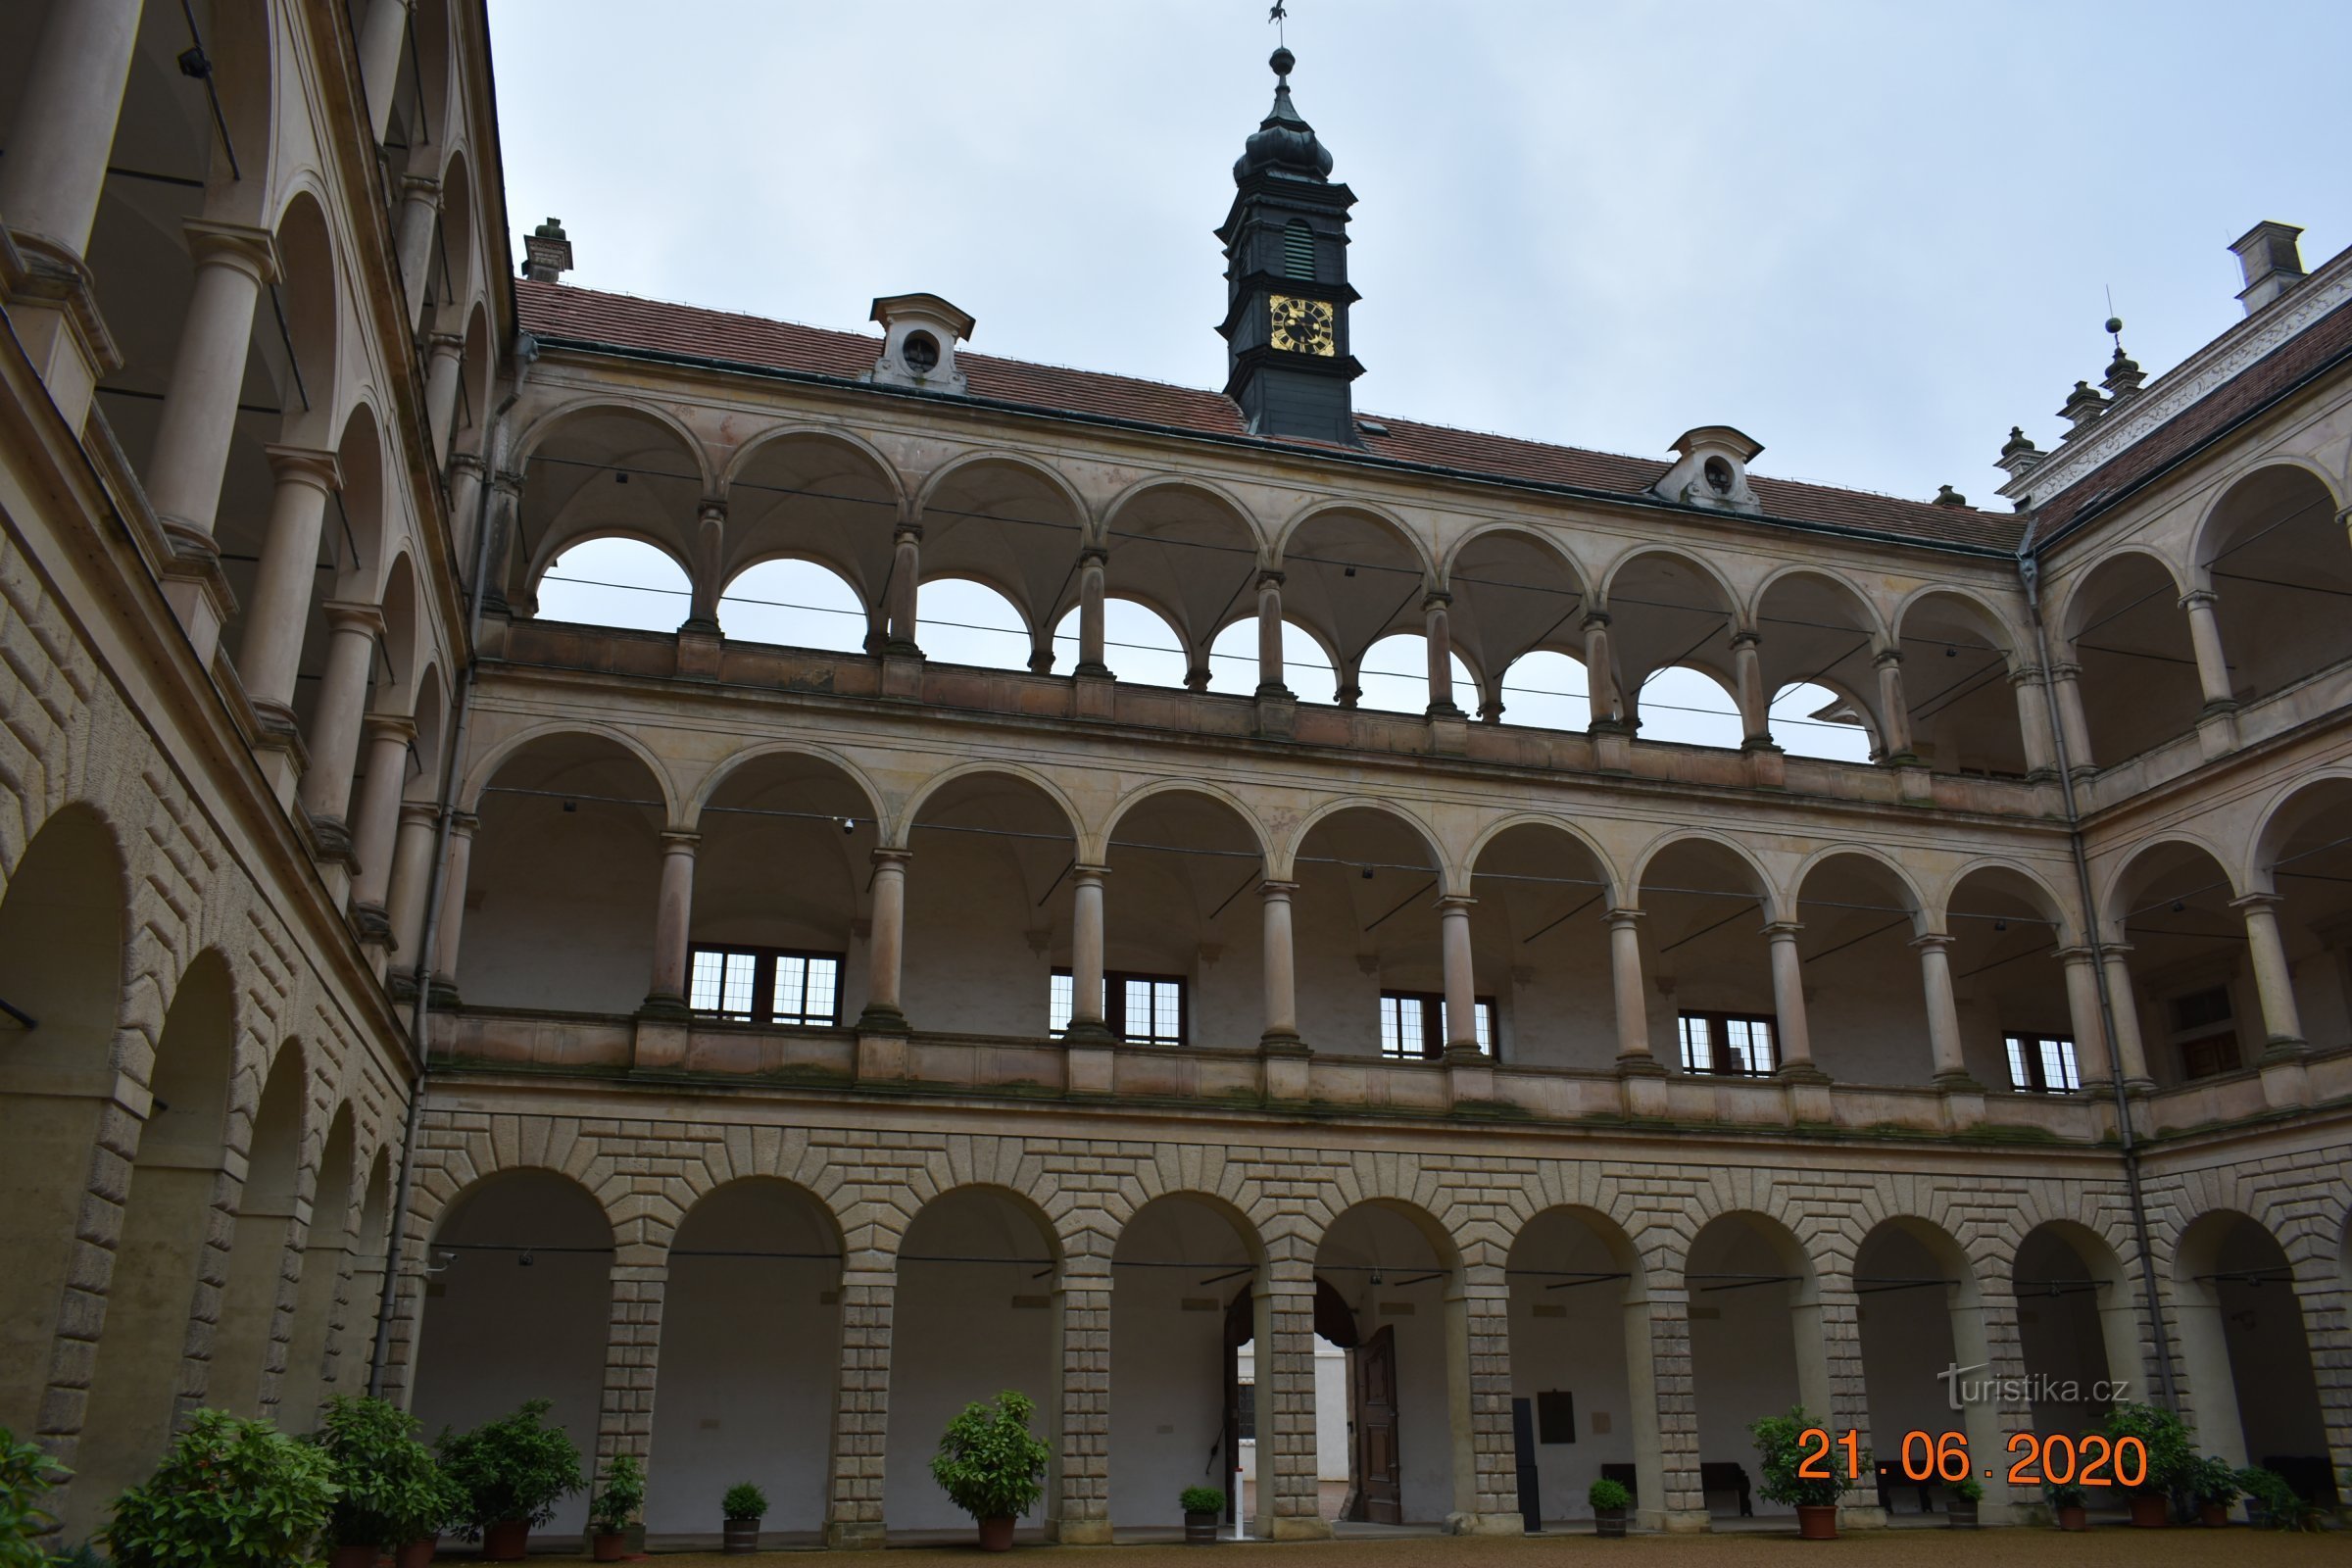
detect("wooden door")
[1353,1325,1402,1524]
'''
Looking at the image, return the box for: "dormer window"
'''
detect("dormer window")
[1283,220,1315,280]
[903,331,940,374]
[1654,425,1765,514]
[1704,456,1735,495]
[866,293,975,393]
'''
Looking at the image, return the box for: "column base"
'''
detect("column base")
[1064,1040,1116,1097]
[856,1031,908,1084]
[1932,1069,1984,1092]
[855,1004,910,1035]
[1743,744,1787,789]
[2195,702,2240,760]
[633,1012,690,1070]
[880,651,924,698]
[2258,1051,2312,1110]
[1257,1029,1307,1053]
[1615,1052,1667,1076]
[1444,1511,1525,1536]
[637,993,693,1021]
[1427,710,1469,755]
[674,626,722,678]
[1252,691,1298,740]
[158,526,237,667]
[1267,1514,1333,1542]
[7,235,122,434]
[822,1520,886,1550]
[1896,762,1936,803]
[348,901,393,946]
[1073,671,1115,719]
[1047,1518,1112,1544]
[1775,1061,1831,1084]
[1061,1019,1114,1046]
[1592,726,1634,772]
[1261,1040,1313,1104]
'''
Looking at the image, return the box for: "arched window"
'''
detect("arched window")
[1050,599,1189,688]
[719,559,868,653]
[536,537,693,632]
[1283,220,1315,280]
[1770,680,1875,762]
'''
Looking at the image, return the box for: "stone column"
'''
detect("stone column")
[2231,893,2307,1054]
[1873,649,1915,761]
[1259,880,1300,1049]
[1445,1262,1522,1532]
[147,221,277,547]
[857,849,910,1032]
[447,452,485,570]
[884,525,921,654]
[1075,548,1110,677]
[1805,1272,1883,1530]
[347,714,416,935]
[1066,865,1111,1044]
[357,0,413,141]
[387,802,438,964]
[1254,570,1289,697]
[393,174,440,330]
[1764,922,1825,1080]
[428,811,478,995]
[2050,662,2095,770]
[1912,933,1975,1086]
[824,1248,896,1547]
[299,602,387,840]
[237,446,342,722]
[1048,1253,1112,1543]
[1582,612,1619,727]
[1730,631,1774,748]
[594,1262,666,1483]
[421,331,466,459]
[2180,590,2238,711]
[1423,592,1461,717]
[0,0,143,257]
[1257,1259,1330,1539]
[2055,948,2113,1088]
[480,468,522,614]
[683,500,725,633]
[1438,895,1480,1057]
[645,831,699,1011]
[1606,909,1659,1070]
[1639,1280,1704,1528]
[2097,944,2154,1088]
[2009,665,2058,777]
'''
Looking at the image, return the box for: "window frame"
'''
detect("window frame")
[1050,967,1189,1047]
[2164,982,2242,1082]
[2002,1033,2081,1094]
[1676,1010,1780,1077]
[1378,990,1498,1060]
[687,943,845,1027]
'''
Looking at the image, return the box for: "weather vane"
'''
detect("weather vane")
[1269,1,1288,46]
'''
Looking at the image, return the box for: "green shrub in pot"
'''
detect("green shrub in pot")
[434,1399,583,1541]
[102,1409,337,1568]
[311,1396,452,1552]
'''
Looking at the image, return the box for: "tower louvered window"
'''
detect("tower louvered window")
[1283,220,1315,279]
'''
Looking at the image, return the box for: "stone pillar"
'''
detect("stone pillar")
[1438,895,1480,1057]
[387,802,438,964]
[299,602,387,840]
[447,452,485,570]
[2097,944,2154,1089]
[594,1262,666,1482]
[1423,592,1461,717]
[857,850,910,1032]
[1259,881,1300,1049]
[2050,662,2095,771]
[237,446,342,722]
[1254,570,1289,697]
[421,331,465,460]
[1730,631,1774,748]
[1075,548,1110,678]
[2180,590,2238,711]
[1873,649,1915,761]
[1257,1260,1331,1539]
[645,831,699,1011]
[824,1249,895,1548]
[347,714,415,937]
[480,468,522,614]
[683,500,725,633]
[393,174,440,330]
[0,0,143,257]
[2231,893,2306,1054]
[1764,922,1825,1080]
[1447,1262,1523,1532]
[1912,933,1975,1087]
[147,221,277,547]
[1606,909,1660,1070]
[884,525,921,654]
[357,0,413,141]
[2009,665,2058,777]
[1066,865,1110,1044]
[1582,612,1619,727]
[2056,948,2113,1088]
[1641,1282,1704,1529]
[1806,1273,1884,1530]
[1048,1253,1112,1543]
[2286,1257,2352,1500]
[1963,1282,2041,1523]
[428,811,478,995]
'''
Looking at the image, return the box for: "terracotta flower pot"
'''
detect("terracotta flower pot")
[1796,1503,1838,1540]
[1184,1507,1219,1544]
[722,1515,761,1554]
[2199,1501,2228,1527]
[2057,1504,2088,1531]
[1946,1500,1979,1529]
[396,1536,438,1568]
[330,1544,379,1568]
[977,1513,1016,1552]
[1594,1505,1628,1538]
[592,1530,627,1561]
[482,1518,530,1561]
[2129,1494,2169,1528]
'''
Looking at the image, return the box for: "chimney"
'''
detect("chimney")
[2229,220,2305,316]
[521,217,572,283]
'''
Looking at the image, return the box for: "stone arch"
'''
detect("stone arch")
[2245,764,2352,892]
[2010,1217,2140,1442]
[2187,458,2342,580]
[1504,1201,1659,1524]
[2168,1206,2328,1470]
[718,427,907,640]
[1626,828,1777,915]
[1790,844,1931,932]
[1099,473,1266,555]
[2096,832,2241,942]
[899,760,1085,853]
[428,144,478,325]
[1851,1214,2008,1506]
[460,719,682,821]
[1462,813,1622,905]
[212,1035,313,1413]
[2053,544,2192,647]
[913,449,1091,537]
[1098,779,1273,868]
[1934,858,2077,945]
[1749,564,1892,646]
[1442,523,1592,722]
[276,1100,358,1422]
[1277,795,1446,885]
[688,739,889,836]
[1888,588,2030,782]
[1681,1208,1832,1517]
[512,397,714,613]
[1273,503,1439,702]
[269,183,342,449]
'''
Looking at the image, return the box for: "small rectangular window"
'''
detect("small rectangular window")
[687,945,844,1027]
[1379,992,1498,1060]
[1236,1382,1256,1443]
[1677,1012,1779,1077]
[2003,1034,2080,1094]
[1051,969,1181,1045]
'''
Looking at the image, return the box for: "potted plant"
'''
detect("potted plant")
[2235,1466,2315,1531]
[1749,1406,1859,1540]
[311,1396,453,1568]
[2100,1401,2190,1527]
[1,1425,67,1568]
[435,1399,583,1562]
[2184,1454,2238,1527]
[721,1483,766,1555]
[590,1455,645,1562]
[102,1409,338,1568]
[929,1391,1051,1553]
[1589,1476,1632,1538]
[1946,1475,1983,1529]
[1180,1486,1224,1545]
[2045,1479,2088,1531]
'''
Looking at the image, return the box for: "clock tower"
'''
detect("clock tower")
[1217,48,1364,445]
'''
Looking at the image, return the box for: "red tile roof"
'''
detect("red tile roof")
[516,277,2027,553]
[2030,293,2352,540]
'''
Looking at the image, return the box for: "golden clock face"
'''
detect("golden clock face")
[1268,294,1336,357]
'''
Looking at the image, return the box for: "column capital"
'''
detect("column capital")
[1078,544,1108,568]
[1582,610,1612,631]
[362,710,417,746]
[1422,589,1453,612]
[2007,662,2046,687]
[658,829,701,853]
[2228,891,2283,915]
[870,846,912,869]
[1762,919,1804,941]
[1435,893,1476,914]
[2098,940,2133,959]
[1255,566,1285,589]
[2051,944,2100,967]
[448,449,485,478]
[697,497,727,523]
[1908,931,1954,954]
[1604,906,1643,932]
[182,219,280,284]
[449,809,481,838]
[399,800,438,829]
[424,329,466,358]
[1729,628,1762,651]
[2179,587,2220,611]
[1072,862,1110,884]
[396,172,442,205]
[2048,660,2083,681]
[1872,646,1904,668]
[321,599,386,636]
[263,443,341,491]
[892,519,923,542]
[1258,878,1298,898]
[491,467,525,496]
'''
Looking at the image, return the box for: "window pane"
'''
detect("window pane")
[806,957,839,1023]
[1399,997,1424,1057]
[1474,1001,1492,1054]
[1153,981,1180,1044]
[1380,996,1403,1058]
[1124,978,1152,1039]
[721,953,756,1018]
[1050,971,1074,1035]
[690,950,727,1013]
[1679,1014,1708,1072]
[2041,1038,2079,1093]
[773,956,807,1020]
[2005,1035,2029,1090]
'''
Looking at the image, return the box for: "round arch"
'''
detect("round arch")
[1278,796,1446,886]
[1627,829,1777,914]
[460,719,683,821]
[900,760,1084,852]
[1681,1209,1829,1519]
[2012,1220,2140,1444]
[1504,1203,1657,1525]
[1098,779,1273,867]
[2168,1208,2328,1472]
[689,740,889,836]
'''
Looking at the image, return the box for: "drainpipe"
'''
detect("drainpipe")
[368,330,539,1395]
[2014,534,2180,1414]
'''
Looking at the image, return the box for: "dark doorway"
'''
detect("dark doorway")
[1354,1325,1402,1525]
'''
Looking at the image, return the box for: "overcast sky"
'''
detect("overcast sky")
[487,1,2348,506]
